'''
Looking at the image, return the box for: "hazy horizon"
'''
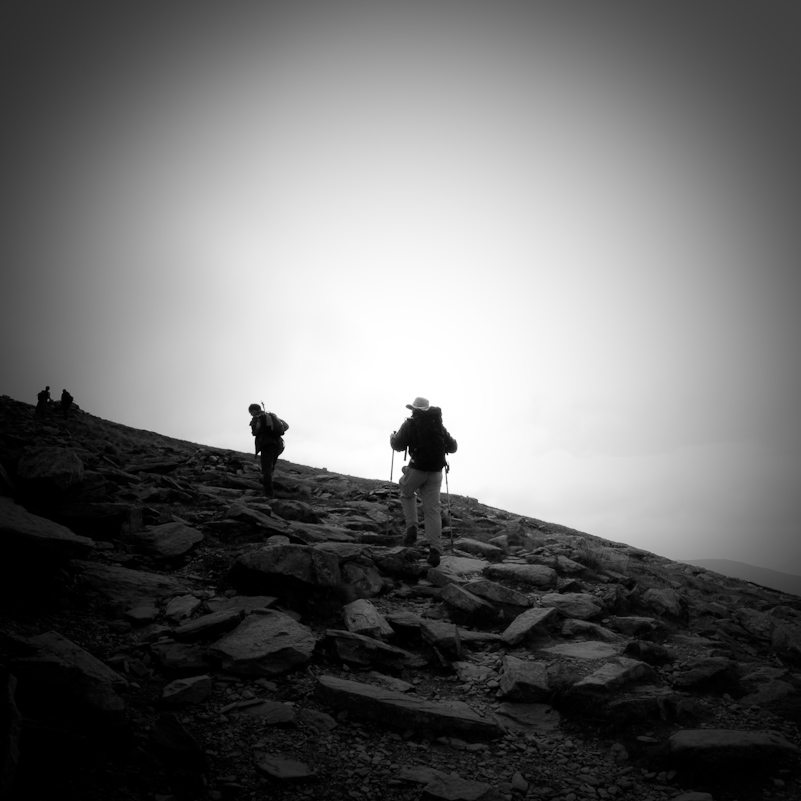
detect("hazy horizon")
[3,2,800,575]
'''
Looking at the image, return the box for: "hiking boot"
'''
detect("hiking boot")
[403,525,418,546]
[427,549,441,568]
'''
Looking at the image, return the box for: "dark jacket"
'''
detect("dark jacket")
[390,407,457,471]
[251,412,288,455]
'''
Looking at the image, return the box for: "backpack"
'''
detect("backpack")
[254,412,286,453]
[409,407,447,471]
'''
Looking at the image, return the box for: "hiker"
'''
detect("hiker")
[248,403,289,498]
[35,385,51,417]
[60,389,74,418]
[390,396,457,567]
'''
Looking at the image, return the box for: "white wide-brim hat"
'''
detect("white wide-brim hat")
[406,396,430,411]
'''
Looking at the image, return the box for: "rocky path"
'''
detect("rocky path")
[1,395,800,801]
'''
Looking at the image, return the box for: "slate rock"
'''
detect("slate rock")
[501,607,558,646]
[497,656,550,702]
[540,592,603,620]
[495,702,561,734]
[461,579,531,609]
[341,561,386,599]
[452,537,505,562]
[10,630,127,725]
[17,445,84,490]
[0,497,95,559]
[204,595,278,614]
[641,587,686,618]
[484,563,556,588]
[422,773,504,800]
[71,560,190,608]
[54,501,143,540]
[440,583,499,627]
[255,753,317,782]
[161,675,213,706]
[315,675,502,741]
[165,594,202,621]
[342,598,394,639]
[571,657,656,692]
[124,602,160,624]
[129,521,203,559]
[208,610,316,676]
[149,641,210,674]
[172,609,244,642]
[149,713,207,772]
[232,544,342,590]
[668,728,800,769]
[542,641,621,660]
[232,700,296,725]
[324,629,418,671]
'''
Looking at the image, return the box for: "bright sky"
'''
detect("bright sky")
[2,1,800,574]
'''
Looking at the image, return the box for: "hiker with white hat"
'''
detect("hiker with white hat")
[390,397,457,567]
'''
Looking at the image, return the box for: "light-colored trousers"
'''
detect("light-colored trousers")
[399,467,443,553]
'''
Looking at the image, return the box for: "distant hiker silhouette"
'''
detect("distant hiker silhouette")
[60,389,74,418]
[390,396,457,567]
[36,386,51,417]
[249,403,288,499]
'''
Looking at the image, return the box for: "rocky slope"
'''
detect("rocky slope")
[1,394,799,801]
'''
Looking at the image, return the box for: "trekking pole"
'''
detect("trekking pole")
[385,436,396,536]
[445,462,454,550]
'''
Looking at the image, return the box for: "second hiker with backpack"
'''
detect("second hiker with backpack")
[390,396,457,567]
[248,403,289,499]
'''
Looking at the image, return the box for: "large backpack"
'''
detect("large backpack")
[409,407,447,471]
[255,412,286,453]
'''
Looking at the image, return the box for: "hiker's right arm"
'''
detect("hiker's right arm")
[390,420,411,451]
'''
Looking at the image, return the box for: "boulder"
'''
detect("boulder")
[71,560,190,608]
[9,631,127,726]
[497,656,550,702]
[668,728,800,769]
[324,630,417,672]
[484,563,556,588]
[501,607,558,646]
[232,544,342,591]
[315,675,503,742]
[208,610,316,676]
[172,609,244,642]
[17,445,84,490]
[161,675,213,706]
[539,592,603,620]
[129,521,203,559]
[0,497,95,559]
[452,538,505,562]
[342,599,394,639]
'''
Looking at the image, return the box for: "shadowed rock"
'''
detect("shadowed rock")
[9,630,127,727]
[17,446,84,490]
[208,610,316,676]
[315,675,503,741]
[0,497,95,559]
[129,521,203,559]
[668,728,800,770]
[71,560,190,608]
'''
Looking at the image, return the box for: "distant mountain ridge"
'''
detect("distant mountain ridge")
[681,558,801,598]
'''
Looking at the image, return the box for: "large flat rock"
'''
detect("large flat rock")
[668,729,800,768]
[0,497,95,558]
[315,675,502,742]
[70,560,191,607]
